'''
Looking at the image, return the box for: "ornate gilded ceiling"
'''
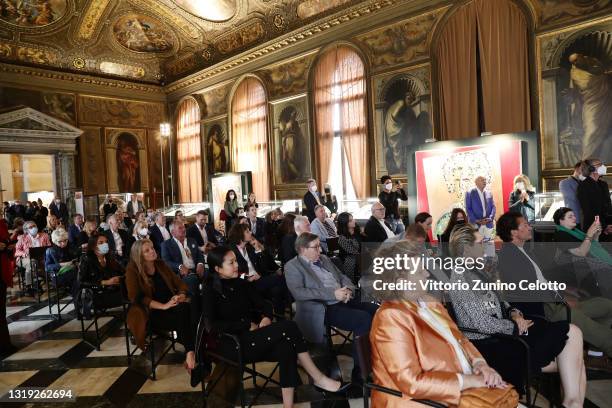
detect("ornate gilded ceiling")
[0,0,364,84]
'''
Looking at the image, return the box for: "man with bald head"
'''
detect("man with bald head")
[465,176,496,228]
[364,202,396,242]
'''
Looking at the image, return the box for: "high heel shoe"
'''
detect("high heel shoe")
[313,381,351,396]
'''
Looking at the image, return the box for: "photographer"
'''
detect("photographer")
[378,175,408,234]
[508,174,536,224]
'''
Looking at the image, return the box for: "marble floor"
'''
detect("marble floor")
[2,285,611,407]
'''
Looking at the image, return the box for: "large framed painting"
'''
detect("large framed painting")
[79,126,106,195]
[406,132,539,238]
[372,65,433,179]
[538,19,612,172]
[104,128,149,193]
[270,94,313,186]
[202,116,230,176]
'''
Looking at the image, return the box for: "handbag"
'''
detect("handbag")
[219,209,228,221]
[459,386,519,408]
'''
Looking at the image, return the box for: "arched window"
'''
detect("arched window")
[231,77,270,200]
[313,46,369,200]
[176,98,202,202]
[435,0,531,140]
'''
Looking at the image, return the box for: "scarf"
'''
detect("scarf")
[556,225,612,265]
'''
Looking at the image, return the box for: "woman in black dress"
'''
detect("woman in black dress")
[78,233,125,316]
[448,224,585,403]
[336,212,361,283]
[202,246,349,407]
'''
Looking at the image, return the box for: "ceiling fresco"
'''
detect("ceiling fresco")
[0,0,368,84]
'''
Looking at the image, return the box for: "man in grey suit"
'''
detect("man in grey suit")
[285,232,378,382]
[559,161,583,227]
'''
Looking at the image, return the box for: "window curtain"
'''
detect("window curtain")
[176,98,202,203]
[231,77,270,201]
[313,46,369,198]
[435,0,530,140]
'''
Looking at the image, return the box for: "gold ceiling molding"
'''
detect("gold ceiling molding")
[0,63,163,95]
[76,0,114,42]
[163,0,400,94]
[127,0,201,40]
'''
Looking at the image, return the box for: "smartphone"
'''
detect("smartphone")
[595,215,600,223]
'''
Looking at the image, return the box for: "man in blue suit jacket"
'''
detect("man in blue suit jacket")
[161,219,205,324]
[465,176,496,228]
[68,214,84,246]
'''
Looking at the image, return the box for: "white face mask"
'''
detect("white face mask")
[597,165,607,176]
[139,228,149,237]
[578,175,586,181]
[384,183,393,191]
[516,182,525,191]
[310,185,317,193]
[229,194,235,200]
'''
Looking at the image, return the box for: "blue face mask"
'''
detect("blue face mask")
[28,227,38,236]
[97,243,110,255]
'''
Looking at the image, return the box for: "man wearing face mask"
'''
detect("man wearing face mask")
[378,175,408,234]
[578,158,612,241]
[303,179,323,221]
[559,161,584,228]
[15,221,51,294]
[49,196,69,227]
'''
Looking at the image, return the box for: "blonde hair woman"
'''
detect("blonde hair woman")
[508,174,536,223]
[132,220,149,241]
[125,239,195,374]
[369,240,518,407]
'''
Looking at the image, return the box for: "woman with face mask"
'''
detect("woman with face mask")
[15,221,51,295]
[77,233,125,317]
[508,174,536,224]
[378,175,408,234]
[223,189,240,233]
[132,221,150,241]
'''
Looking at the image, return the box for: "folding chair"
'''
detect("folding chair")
[28,246,49,303]
[79,283,127,350]
[200,331,282,408]
[44,255,76,320]
[354,333,446,408]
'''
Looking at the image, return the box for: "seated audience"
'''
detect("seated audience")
[102,195,118,221]
[378,175,408,234]
[78,233,125,317]
[285,233,378,381]
[68,214,84,245]
[449,224,585,403]
[310,205,338,253]
[134,211,146,225]
[370,240,518,408]
[237,215,248,225]
[508,174,536,224]
[246,192,258,209]
[264,209,282,254]
[104,214,133,266]
[336,212,361,283]
[280,215,310,264]
[77,220,97,252]
[115,209,133,232]
[45,229,78,298]
[364,202,395,242]
[45,214,60,235]
[186,210,218,255]
[559,161,583,227]
[497,211,612,362]
[132,220,150,241]
[227,223,287,315]
[15,220,51,292]
[125,239,195,374]
[202,246,348,405]
[577,158,612,241]
[245,203,266,243]
[553,207,612,296]
[439,208,467,243]
[50,196,69,226]
[278,213,296,265]
[161,220,204,304]
[414,212,433,242]
[149,212,171,255]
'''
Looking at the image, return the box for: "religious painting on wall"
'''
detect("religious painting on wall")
[258,52,316,100]
[203,117,229,175]
[372,66,433,179]
[414,140,523,237]
[533,0,612,28]
[538,21,612,171]
[270,94,313,185]
[0,87,76,124]
[104,128,149,193]
[78,96,164,128]
[0,0,68,27]
[197,82,232,119]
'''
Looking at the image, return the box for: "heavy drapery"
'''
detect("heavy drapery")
[176,98,202,203]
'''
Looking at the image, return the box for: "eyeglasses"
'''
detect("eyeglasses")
[307,244,321,249]
[373,208,385,212]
